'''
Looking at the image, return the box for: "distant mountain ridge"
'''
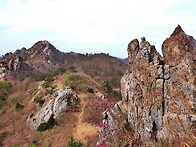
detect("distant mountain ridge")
[0,41,128,87]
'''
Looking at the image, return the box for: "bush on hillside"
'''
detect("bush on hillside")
[30,141,37,147]
[45,88,54,95]
[42,67,66,88]
[7,93,20,105]
[0,92,6,107]
[0,110,5,118]
[37,115,56,132]
[87,88,94,93]
[0,131,8,146]
[64,74,87,91]
[69,65,76,73]
[33,96,45,106]
[29,88,37,94]
[37,122,49,132]
[0,81,13,107]
[71,99,80,108]
[15,103,24,111]
[67,137,82,147]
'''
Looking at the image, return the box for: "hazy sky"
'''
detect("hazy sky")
[0,0,196,58]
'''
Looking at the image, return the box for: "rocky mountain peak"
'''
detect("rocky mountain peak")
[98,25,196,146]
[162,25,196,66]
[26,40,65,64]
[171,24,184,36]
[29,40,55,55]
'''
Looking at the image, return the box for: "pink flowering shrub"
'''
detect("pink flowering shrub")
[97,114,133,146]
[83,95,118,125]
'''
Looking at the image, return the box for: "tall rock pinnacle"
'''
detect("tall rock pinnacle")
[97,25,196,146]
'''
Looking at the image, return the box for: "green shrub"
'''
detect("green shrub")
[87,88,94,93]
[71,99,80,108]
[7,93,20,105]
[0,131,8,141]
[57,67,66,74]
[67,137,82,147]
[42,67,66,88]
[15,103,24,111]
[30,141,37,147]
[42,81,49,88]
[157,137,169,147]
[37,122,49,132]
[0,110,5,118]
[51,85,57,89]
[0,131,8,146]
[20,77,25,81]
[54,93,58,97]
[37,115,56,132]
[0,81,13,107]
[1,81,12,89]
[33,96,45,106]
[65,74,87,91]
[0,92,6,107]
[45,67,66,82]
[0,92,6,101]
[69,65,76,72]
[30,88,37,94]
[29,113,34,118]
[45,88,54,95]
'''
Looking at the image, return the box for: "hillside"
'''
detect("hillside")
[0,41,127,88]
[0,40,127,146]
[0,71,120,146]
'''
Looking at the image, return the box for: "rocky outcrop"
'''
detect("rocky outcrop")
[161,25,196,139]
[27,86,78,130]
[14,47,27,55]
[8,56,23,71]
[0,40,65,80]
[98,25,196,145]
[0,64,5,80]
[27,40,65,63]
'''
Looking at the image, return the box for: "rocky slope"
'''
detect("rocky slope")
[0,71,118,146]
[98,25,196,146]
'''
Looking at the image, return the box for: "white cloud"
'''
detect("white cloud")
[0,0,196,57]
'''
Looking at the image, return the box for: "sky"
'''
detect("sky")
[0,0,196,58]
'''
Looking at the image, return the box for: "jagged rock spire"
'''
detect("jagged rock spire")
[98,25,196,146]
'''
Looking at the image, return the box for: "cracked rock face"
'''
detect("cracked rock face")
[98,25,196,144]
[27,87,78,130]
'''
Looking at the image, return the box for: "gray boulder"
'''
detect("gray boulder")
[27,86,78,130]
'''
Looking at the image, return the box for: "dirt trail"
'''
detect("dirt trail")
[73,93,100,145]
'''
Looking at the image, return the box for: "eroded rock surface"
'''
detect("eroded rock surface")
[98,25,196,145]
[27,86,78,130]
